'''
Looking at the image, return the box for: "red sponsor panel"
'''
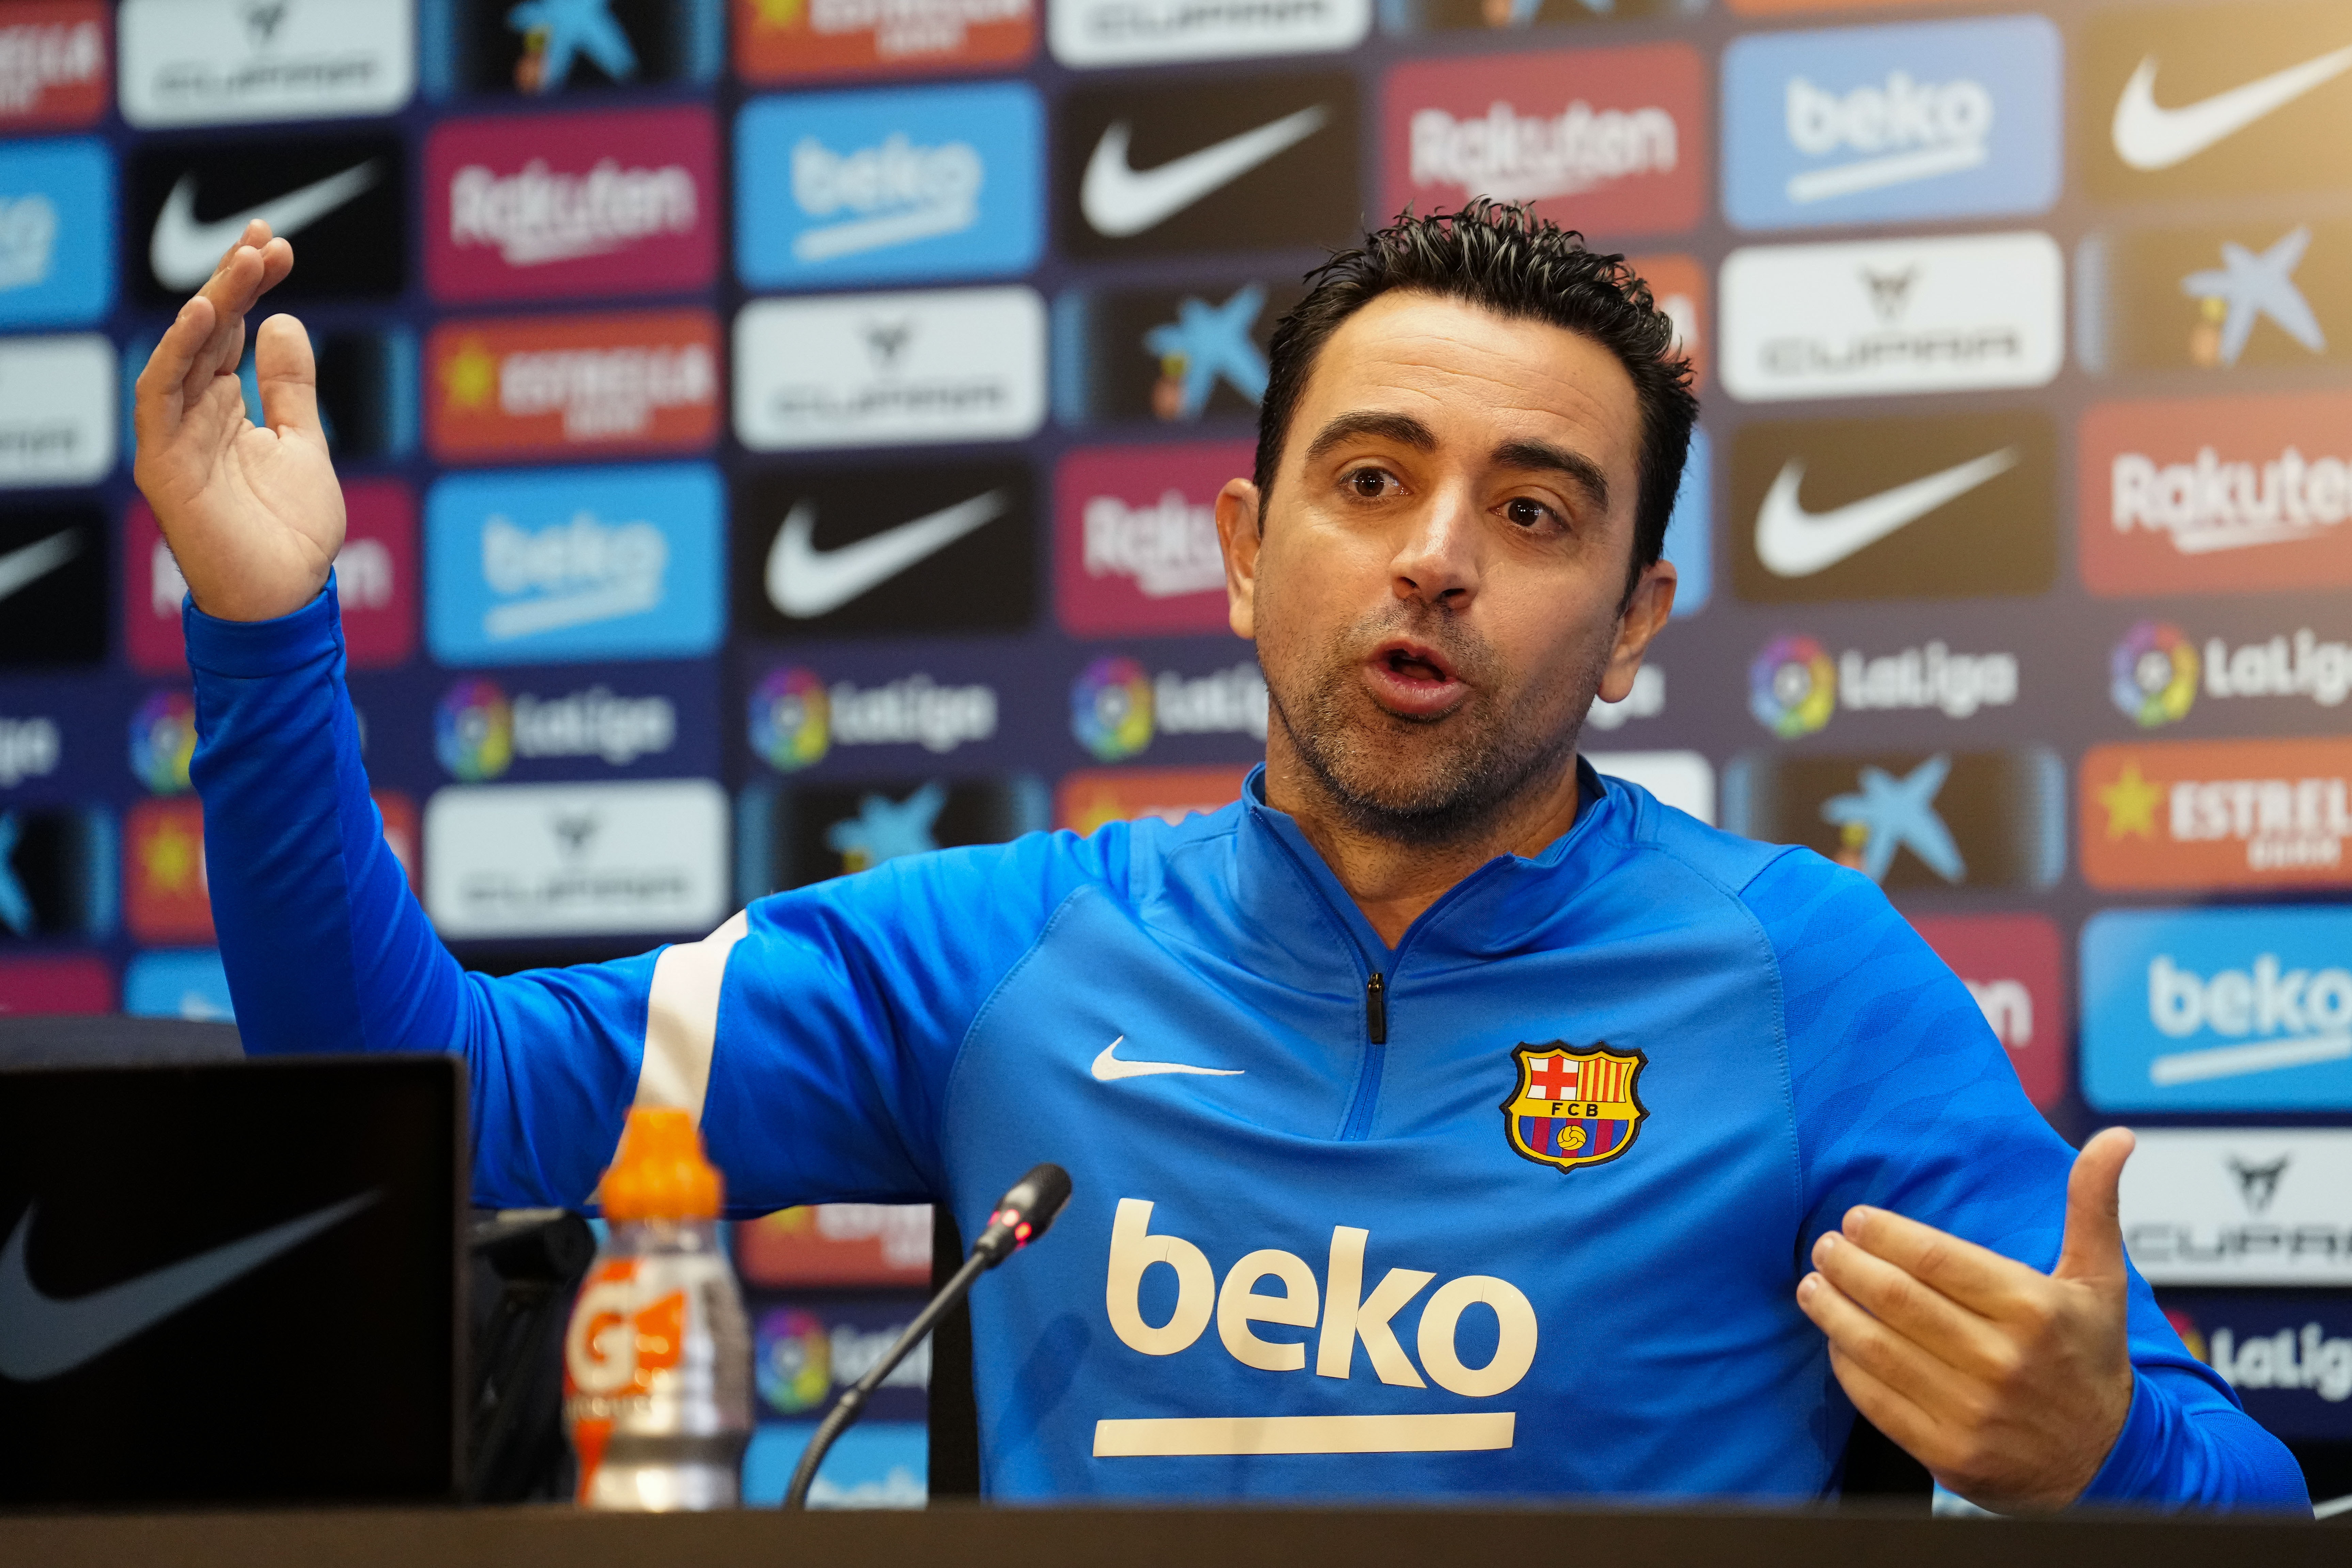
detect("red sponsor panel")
[735,1204,934,1288]
[125,796,211,944]
[1909,914,2068,1112]
[1627,252,1706,389]
[125,481,417,674]
[424,107,719,305]
[0,3,109,130]
[734,0,1035,81]
[1055,440,1249,638]
[2080,393,2352,598]
[0,954,111,1014]
[1384,45,1707,240]
[427,309,721,463]
[2082,738,2352,893]
[1055,765,1251,834]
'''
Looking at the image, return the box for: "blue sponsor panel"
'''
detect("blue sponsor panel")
[1720,16,2061,233]
[1662,426,1709,618]
[123,948,234,1022]
[2082,906,2352,1113]
[425,463,725,666]
[2159,1292,2352,1441]
[0,138,114,328]
[735,82,1044,290]
[742,1421,927,1508]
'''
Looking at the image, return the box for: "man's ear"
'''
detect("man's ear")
[1215,478,1262,641]
[1595,558,1676,704]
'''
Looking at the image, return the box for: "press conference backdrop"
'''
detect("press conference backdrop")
[0,0,2348,1502]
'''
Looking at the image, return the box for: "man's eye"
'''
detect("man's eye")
[1504,497,1557,529]
[1348,468,1396,499]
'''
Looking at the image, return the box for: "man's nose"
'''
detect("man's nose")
[1390,483,1480,608]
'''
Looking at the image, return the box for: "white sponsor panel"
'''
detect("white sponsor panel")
[2119,1128,2352,1284]
[1588,749,1714,826]
[733,287,1047,452]
[0,715,59,786]
[425,779,728,938]
[119,0,414,128]
[1720,231,2062,403]
[0,333,113,487]
[1050,0,1368,68]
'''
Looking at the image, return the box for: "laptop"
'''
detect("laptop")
[0,1054,465,1507]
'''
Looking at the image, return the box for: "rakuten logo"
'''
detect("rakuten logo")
[1408,100,1677,204]
[1106,1200,1536,1397]
[1055,440,1245,638]
[2112,446,2351,557]
[451,160,697,268]
[1085,491,1222,601]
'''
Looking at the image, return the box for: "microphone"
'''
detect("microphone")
[782,1163,1071,1510]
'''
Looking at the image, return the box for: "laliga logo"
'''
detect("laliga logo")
[436,677,514,782]
[1073,655,1154,762]
[128,691,199,795]
[1750,634,1835,739]
[750,667,831,772]
[2111,621,2199,729]
[755,1306,833,1416]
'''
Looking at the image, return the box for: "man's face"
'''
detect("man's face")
[1216,290,1675,842]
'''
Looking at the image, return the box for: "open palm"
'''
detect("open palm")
[131,220,345,623]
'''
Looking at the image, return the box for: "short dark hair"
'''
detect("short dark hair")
[1253,200,1698,602]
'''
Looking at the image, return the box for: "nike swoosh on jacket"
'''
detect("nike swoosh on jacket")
[177,578,2308,1511]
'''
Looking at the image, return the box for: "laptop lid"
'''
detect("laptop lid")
[0,1054,465,1507]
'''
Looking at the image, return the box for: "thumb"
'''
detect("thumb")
[252,313,323,445]
[2054,1126,2135,1286]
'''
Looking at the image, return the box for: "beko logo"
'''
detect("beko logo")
[1785,71,1989,201]
[791,133,980,262]
[1408,100,1677,204]
[2147,954,2351,1078]
[1051,0,1367,68]
[481,513,668,641]
[0,715,59,786]
[118,0,413,128]
[1720,232,2063,402]
[0,193,54,292]
[1097,1200,1532,1455]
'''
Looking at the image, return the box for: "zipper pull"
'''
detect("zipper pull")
[1365,972,1387,1045]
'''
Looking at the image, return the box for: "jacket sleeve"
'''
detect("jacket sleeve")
[1742,849,2307,1512]
[186,579,1102,1214]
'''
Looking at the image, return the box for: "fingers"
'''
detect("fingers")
[2054,1127,2136,1287]
[1811,1230,2012,1380]
[1839,1204,2042,1319]
[1796,1268,1973,1418]
[253,315,322,445]
[1821,1340,1942,1477]
[132,295,216,445]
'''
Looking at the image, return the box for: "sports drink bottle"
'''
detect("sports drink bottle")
[562,1107,752,1510]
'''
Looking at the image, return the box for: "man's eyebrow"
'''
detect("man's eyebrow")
[1300,410,1438,468]
[1492,439,1610,513]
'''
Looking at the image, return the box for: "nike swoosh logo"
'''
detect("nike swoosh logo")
[0,1191,378,1382]
[149,161,383,290]
[1754,448,2020,579]
[1081,105,1328,239]
[2112,43,2352,171]
[0,528,79,604]
[1090,1035,1243,1082]
[765,490,1006,619]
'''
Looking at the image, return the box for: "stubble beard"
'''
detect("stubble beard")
[1264,602,1615,849]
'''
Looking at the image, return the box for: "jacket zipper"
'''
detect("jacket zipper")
[1339,972,1387,1142]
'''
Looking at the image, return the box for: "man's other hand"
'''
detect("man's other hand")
[1796,1127,2139,1512]
[131,220,344,623]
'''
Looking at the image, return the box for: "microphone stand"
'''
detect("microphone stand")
[783,1164,1069,1510]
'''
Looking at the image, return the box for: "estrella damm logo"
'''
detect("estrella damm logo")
[1501,1042,1648,1174]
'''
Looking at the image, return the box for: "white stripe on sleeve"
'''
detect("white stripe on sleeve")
[635,908,751,1124]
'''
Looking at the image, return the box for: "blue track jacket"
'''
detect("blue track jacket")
[185,583,2305,1507]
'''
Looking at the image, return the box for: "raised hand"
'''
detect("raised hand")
[1796,1127,2139,1512]
[131,219,344,623]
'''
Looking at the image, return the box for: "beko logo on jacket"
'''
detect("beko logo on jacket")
[425,106,717,303]
[1056,440,1244,637]
[425,463,724,666]
[0,338,112,491]
[2080,220,2352,377]
[1097,1200,1534,1455]
[117,0,414,128]
[2083,907,2352,1113]
[129,135,404,303]
[736,459,1035,638]
[737,0,1033,81]
[1731,410,2055,603]
[2081,392,2352,597]
[1058,73,1357,261]
[1385,46,1702,238]
[735,81,1043,288]
[734,288,1046,452]
[2081,1,2352,201]
[2081,737,2352,893]
[0,4,108,129]
[424,778,728,938]
[2118,1127,2352,1284]
[1720,15,2059,231]
[0,138,110,329]
[427,309,720,462]
[1052,0,1366,69]
[1721,231,2062,403]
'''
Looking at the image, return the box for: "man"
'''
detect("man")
[135,203,2301,1509]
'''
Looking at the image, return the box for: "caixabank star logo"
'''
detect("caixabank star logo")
[1501,1042,1647,1174]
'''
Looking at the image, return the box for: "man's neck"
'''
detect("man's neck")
[1261,744,1584,949]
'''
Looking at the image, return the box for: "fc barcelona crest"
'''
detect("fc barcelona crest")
[1501,1041,1648,1174]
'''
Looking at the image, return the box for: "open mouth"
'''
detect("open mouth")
[1365,638,1469,718]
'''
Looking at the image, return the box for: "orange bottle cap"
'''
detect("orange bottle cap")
[596,1106,725,1221]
